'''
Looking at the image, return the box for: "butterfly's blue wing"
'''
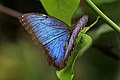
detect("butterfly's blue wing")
[19,13,71,68]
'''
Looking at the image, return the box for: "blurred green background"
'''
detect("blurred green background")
[0,0,120,80]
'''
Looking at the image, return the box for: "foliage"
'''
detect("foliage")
[0,0,120,80]
[40,0,80,26]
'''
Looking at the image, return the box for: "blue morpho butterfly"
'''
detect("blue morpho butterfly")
[19,13,88,69]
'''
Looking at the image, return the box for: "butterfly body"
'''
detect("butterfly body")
[19,13,88,69]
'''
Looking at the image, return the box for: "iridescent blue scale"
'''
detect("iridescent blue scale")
[19,13,88,69]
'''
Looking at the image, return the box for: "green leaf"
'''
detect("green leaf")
[56,64,73,80]
[40,0,80,26]
[56,33,92,80]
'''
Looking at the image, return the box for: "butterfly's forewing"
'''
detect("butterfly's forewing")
[19,13,71,68]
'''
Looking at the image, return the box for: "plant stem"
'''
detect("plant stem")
[0,4,22,18]
[84,0,120,34]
